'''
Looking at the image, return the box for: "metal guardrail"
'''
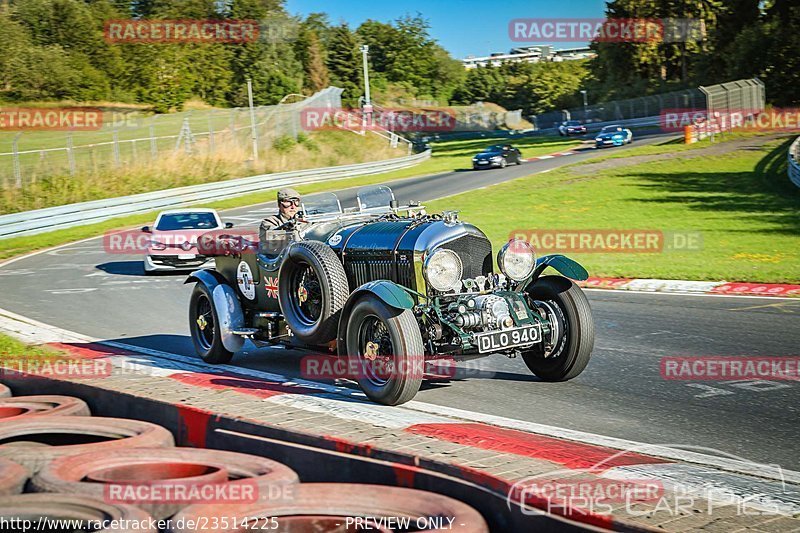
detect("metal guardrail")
[0,150,431,239]
[789,136,800,188]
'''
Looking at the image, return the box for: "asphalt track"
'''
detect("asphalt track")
[1,133,798,472]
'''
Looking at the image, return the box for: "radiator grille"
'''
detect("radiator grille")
[441,234,493,279]
[345,257,416,291]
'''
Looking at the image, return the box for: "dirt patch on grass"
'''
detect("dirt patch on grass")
[572,134,787,175]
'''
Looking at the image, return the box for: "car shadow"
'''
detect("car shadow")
[95,261,147,276]
[95,261,189,277]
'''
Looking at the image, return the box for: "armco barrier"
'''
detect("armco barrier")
[789,136,800,188]
[0,149,430,239]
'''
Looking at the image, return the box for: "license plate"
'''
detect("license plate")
[475,325,541,353]
[178,254,196,260]
[477,161,489,164]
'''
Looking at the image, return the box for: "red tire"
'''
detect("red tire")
[0,383,10,398]
[0,457,28,495]
[0,395,90,421]
[172,483,488,532]
[0,416,174,473]
[0,494,157,532]
[33,447,299,520]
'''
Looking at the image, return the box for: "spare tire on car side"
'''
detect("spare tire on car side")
[278,240,349,345]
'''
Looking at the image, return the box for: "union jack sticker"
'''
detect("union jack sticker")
[264,276,279,298]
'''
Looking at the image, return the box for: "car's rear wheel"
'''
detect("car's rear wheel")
[520,276,594,381]
[345,295,424,405]
[279,241,349,345]
[189,283,233,364]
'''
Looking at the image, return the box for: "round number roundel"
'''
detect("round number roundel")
[236,261,256,300]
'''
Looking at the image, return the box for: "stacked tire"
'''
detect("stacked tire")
[0,381,488,532]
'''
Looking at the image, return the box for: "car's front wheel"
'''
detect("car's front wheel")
[345,295,424,405]
[189,283,233,364]
[520,276,594,381]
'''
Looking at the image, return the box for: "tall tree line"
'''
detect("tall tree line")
[588,0,800,106]
[0,1,465,110]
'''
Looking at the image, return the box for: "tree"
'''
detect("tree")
[326,24,361,105]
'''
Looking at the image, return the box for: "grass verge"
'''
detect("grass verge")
[427,132,800,283]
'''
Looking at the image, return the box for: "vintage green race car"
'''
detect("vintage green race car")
[186,186,594,405]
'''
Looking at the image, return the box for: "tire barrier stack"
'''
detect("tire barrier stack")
[0,383,490,532]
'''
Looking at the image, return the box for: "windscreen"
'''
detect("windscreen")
[357,185,395,211]
[156,212,218,231]
[301,192,342,217]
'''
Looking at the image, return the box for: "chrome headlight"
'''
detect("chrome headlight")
[497,239,536,282]
[424,248,463,292]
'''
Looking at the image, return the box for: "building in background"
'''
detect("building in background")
[462,45,594,68]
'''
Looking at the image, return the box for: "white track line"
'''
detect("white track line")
[1,306,798,488]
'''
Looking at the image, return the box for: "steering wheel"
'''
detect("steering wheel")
[275,219,297,231]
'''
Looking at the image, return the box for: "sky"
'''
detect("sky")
[285,0,608,59]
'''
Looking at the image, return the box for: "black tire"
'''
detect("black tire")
[521,276,594,381]
[345,295,424,405]
[499,158,507,168]
[279,241,349,345]
[189,283,233,364]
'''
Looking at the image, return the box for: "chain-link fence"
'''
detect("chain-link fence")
[0,87,345,188]
[529,78,764,132]
[530,87,706,130]
[700,78,765,116]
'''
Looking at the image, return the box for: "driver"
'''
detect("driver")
[260,188,301,243]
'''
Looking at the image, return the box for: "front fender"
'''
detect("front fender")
[531,254,589,282]
[184,269,226,288]
[336,280,415,356]
[186,269,244,353]
[212,284,245,353]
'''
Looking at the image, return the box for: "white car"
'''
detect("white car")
[141,209,231,273]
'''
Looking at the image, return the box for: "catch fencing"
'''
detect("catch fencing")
[0,87,409,189]
[530,78,765,133]
[789,136,800,188]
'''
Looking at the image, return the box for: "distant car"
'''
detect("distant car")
[141,209,232,273]
[594,125,633,148]
[472,144,523,169]
[558,120,587,136]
